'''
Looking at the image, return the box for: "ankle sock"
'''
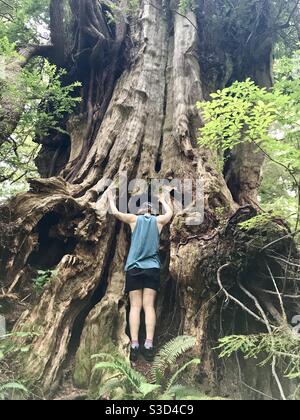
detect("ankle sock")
[131,340,139,349]
[144,339,153,350]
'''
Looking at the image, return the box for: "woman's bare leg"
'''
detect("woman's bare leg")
[129,290,143,344]
[143,288,157,345]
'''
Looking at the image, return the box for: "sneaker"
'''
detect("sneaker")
[141,346,155,362]
[130,347,139,362]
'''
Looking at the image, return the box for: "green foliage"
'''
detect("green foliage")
[196,54,300,173]
[217,329,300,381]
[19,61,81,138]
[162,359,200,397]
[92,336,213,400]
[259,162,298,227]
[128,0,140,14]
[0,330,38,400]
[0,1,80,198]
[0,382,29,400]
[215,206,229,226]
[262,50,300,227]
[92,353,161,399]
[0,137,38,199]
[217,335,260,358]
[102,0,140,22]
[196,79,278,153]
[103,0,193,17]
[271,50,300,176]
[0,56,81,197]
[0,36,18,56]
[32,269,57,292]
[101,0,118,24]
[97,358,159,397]
[0,0,50,45]
[178,0,194,14]
[0,331,39,359]
[237,213,275,232]
[151,335,197,383]
[197,50,300,229]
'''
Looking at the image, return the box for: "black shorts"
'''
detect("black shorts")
[125,268,160,293]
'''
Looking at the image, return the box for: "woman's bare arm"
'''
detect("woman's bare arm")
[157,193,173,228]
[108,190,137,228]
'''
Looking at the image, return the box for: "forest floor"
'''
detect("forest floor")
[132,358,153,381]
[52,357,153,400]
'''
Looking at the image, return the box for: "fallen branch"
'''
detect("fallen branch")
[217,264,266,325]
[266,262,287,323]
[252,287,300,300]
[268,255,300,268]
[261,231,300,252]
[238,282,287,400]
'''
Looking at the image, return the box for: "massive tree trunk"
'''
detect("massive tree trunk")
[0,0,299,399]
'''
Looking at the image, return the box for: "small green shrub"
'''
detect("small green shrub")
[217,329,300,380]
[92,336,223,400]
[32,269,57,292]
[0,331,38,400]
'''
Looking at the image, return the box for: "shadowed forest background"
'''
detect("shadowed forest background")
[0,0,300,400]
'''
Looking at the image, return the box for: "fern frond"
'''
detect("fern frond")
[217,331,300,380]
[165,358,200,393]
[139,383,161,399]
[91,352,118,361]
[93,354,149,395]
[97,376,125,400]
[151,335,196,383]
[0,382,28,393]
[0,382,29,400]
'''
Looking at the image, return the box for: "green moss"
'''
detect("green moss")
[236,217,287,252]
[74,339,121,397]
[73,301,126,391]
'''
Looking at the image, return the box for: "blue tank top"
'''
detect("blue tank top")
[125,215,161,271]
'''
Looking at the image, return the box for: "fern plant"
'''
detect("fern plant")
[0,331,36,400]
[92,335,221,400]
[0,382,29,400]
[151,335,197,383]
[217,329,300,380]
[92,353,160,399]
